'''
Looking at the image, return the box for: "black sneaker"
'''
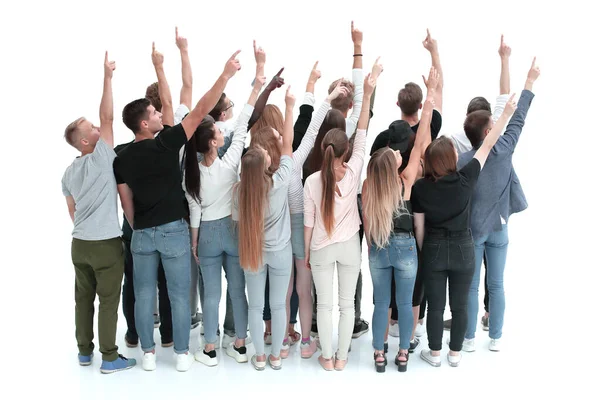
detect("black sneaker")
[226,343,249,363]
[409,337,420,353]
[443,319,452,331]
[352,319,369,338]
[194,349,218,366]
[153,313,160,328]
[191,313,201,330]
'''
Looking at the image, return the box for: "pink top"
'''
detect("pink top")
[303,129,367,251]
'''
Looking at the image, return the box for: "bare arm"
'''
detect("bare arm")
[117,183,135,228]
[303,226,314,268]
[181,51,241,140]
[151,43,174,127]
[176,27,193,110]
[499,34,511,95]
[99,52,116,147]
[414,212,425,249]
[351,21,363,69]
[66,196,76,223]
[423,29,443,113]
[361,181,370,247]
[282,87,296,157]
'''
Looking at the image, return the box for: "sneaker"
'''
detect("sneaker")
[489,338,501,352]
[268,355,282,370]
[264,332,272,345]
[194,349,218,367]
[334,355,347,371]
[176,352,194,372]
[78,353,93,366]
[300,339,317,359]
[482,315,490,331]
[318,355,334,371]
[124,334,138,348]
[280,341,290,359]
[142,352,156,371]
[443,319,452,331]
[222,334,235,349]
[153,313,160,328]
[462,338,476,352]
[420,349,441,367]
[352,319,369,338]
[191,313,201,330]
[388,322,400,338]
[226,343,249,363]
[310,322,318,337]
[409,337,420,353]
[415,321,426,337]
[447,352,462,367]
[251,355,266,371]
[100,354,136,374]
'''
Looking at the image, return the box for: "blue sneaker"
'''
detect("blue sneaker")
[100,354,137,374]
[78,353,93,366]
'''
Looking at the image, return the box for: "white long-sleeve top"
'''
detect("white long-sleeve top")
[288,100,331,214]
[345,68,364,137]
[184,103,253,228]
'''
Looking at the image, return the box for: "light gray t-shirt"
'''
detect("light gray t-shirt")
[233,155,293,252]
[61,139,122,240]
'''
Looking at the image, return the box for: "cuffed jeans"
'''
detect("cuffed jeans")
[132,219,191,354]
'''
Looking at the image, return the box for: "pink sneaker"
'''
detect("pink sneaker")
[280,341,290,359]
[300,339,317,359]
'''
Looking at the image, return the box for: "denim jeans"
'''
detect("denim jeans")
[198,216,248,344]
[369,234,418,350]
[466,224,508,340]
[263,270,299,324]
[422,228,475,352]
[132,218,191,354]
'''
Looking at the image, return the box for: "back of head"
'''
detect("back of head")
[306,109,346,178]
[464,110,492,147]
[370,120,414,172]
[238,148,271,271]
[424,137,458,181]
[466,97,491,115]
[122,98,151,134]
[251,125,282,173]
[252,105,284,135]
[320,128,349,236]
[328,79,355,112]
[397,82,423,116]
[364,148,403,248]
[184,116,217,203]
[209,93,228,121]
[145,82,162,112]
[64,117,86,150]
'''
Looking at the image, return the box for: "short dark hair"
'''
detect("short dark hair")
[466,96,491,114]
[464,110,492,147]
[145,82,162,112]
[397,82,423,115]
[424,137,457,181]
[122,98,152,134]
[209,93,228,121]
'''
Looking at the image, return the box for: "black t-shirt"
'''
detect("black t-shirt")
[411,109,442,139]
[410,158,480,231]
[113,124,188,230]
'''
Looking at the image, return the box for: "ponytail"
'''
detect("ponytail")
[183,115,218,203]
[319,128,349,237]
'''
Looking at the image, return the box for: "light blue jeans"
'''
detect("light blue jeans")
[198,216,248,344]
[368,234,418,351]
[466,224,509,340]
[132,219,191,354]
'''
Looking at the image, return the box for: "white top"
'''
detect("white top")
[288,100,330,214]
[216,119,235,138]
[184,103,253,227]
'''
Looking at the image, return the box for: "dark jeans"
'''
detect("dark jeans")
[122,228,172,344]
[263,268,299,324]
[422,228,475,352]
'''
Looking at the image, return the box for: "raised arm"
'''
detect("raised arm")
[181,51,241,140]
[117,183,135,228]
[347,68,379,171]
[176,27,193,110]
[473,94,517,168]
[249,69,284,130]
[152,42,174,127]
[499,34,511,95]
[292,61,321,150]
[346,21,364,137]
[99,52,116,147]
[281,86,296,157]
[423,29,443,114]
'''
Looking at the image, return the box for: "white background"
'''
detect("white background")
[1,0,598,397]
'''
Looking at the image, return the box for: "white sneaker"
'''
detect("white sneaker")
[226,343,249,363]
[462,338,476,352]
[251,355,266,371]
[388,322,400,338]
[420,349,441,367]
[447,352,462,367]
[142,352,156,371]
[415,322,426,337]
[489,338,501,352]
[222,334,235,349]
[194,348,218,366]
[176,352,194,372]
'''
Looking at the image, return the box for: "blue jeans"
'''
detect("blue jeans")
[198,216,248,344]
[466,224,508,340]
[369,234,418,351]
[132,219,191,354]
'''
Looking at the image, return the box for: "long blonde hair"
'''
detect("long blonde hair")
[235,148,272,271]
[363,148,408,249]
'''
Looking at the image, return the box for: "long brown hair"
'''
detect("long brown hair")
[250,126,282,174]
[423,137,457,181]
[305,109,346,181]
[184,116,216,202]
[252,105,284,136]
[236,148,272,271]
[320,128,349,236]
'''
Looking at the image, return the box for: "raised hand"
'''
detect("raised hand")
[371,57,383,81]
[351,20,363,45]
[223,50,241,79]
[422,29,438,53]
[266,68,285,91]
[254,75,267,90]
[151,42,164,67]
[285,85,296,108]
[527,57,540,82]
[327,79,349,102]
[175,27,188,51]
[498,34,511,59]
[309,61,321,84]
[104,51,115,79]
[503,93,517,116]
[422,66,440,91]
[253,40,266,66]
[364,72,377,96]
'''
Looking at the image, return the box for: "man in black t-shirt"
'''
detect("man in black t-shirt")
[112,43,241,372]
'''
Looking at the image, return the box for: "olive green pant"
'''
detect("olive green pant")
[72,237,124,361]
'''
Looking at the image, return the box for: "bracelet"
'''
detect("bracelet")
[353,53,363,57]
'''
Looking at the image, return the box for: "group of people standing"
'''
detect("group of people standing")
[61,23,539,375]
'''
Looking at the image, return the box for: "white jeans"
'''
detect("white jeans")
[310,233,361,360]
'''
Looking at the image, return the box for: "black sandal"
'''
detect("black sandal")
[395,350,409,372]
[374,351,387,373]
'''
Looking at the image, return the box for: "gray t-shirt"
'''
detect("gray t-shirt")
[233,155,293,252]
[62,139,122,240]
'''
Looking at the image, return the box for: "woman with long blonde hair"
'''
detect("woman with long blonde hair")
[233,87,295,371]
[303,65,380,371]
[361,67,438,373]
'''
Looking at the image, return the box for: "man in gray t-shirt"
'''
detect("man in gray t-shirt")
[60,52,135,374]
